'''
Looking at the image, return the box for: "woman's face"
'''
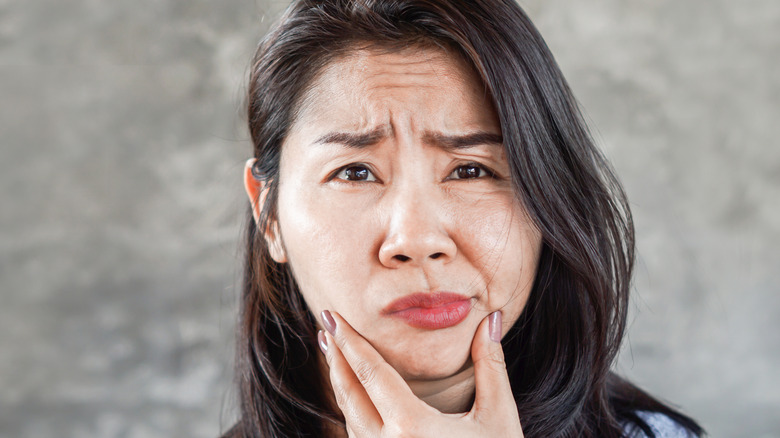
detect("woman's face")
[259,47,542,381]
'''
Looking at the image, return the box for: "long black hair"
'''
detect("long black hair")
[226,1,705,437]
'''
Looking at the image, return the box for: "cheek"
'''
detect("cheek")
[276,187,377,313]
[453,196,542,315]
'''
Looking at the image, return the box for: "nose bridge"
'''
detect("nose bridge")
[392,176,438,230]
[378,170,456,266]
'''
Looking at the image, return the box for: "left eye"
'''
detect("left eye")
[448,164,491,180]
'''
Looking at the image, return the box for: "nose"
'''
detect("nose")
[377,186,457,268]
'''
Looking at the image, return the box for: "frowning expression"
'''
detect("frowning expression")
[266,47,542,381]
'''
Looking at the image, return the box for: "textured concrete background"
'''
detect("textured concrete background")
[2,0,778,437]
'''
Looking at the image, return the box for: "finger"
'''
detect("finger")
[470,311,520,422]
[320,330,383,437]
[322,310,430,422]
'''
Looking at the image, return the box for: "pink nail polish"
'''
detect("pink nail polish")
[317,330,328,354]
[321,310,337,335]
[489,311,502,343]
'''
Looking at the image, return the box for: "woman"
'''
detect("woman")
[226,0,705,437]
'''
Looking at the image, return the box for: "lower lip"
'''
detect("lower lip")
[389,300,471,329]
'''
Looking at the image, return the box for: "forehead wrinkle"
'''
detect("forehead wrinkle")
[357,48,462,88]
[360,68,444,91]
[375,55,437,66]
[365,84,438,92]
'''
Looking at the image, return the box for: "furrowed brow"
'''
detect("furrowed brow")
[314,127,388,148]
[424,131,504,150]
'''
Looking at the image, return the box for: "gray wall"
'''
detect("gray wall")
[2,0,777,437]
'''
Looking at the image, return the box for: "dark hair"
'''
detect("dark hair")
[227,1,704,437]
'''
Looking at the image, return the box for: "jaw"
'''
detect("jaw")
[406,363,476,413]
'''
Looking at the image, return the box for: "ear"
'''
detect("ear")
[244,158,287,263]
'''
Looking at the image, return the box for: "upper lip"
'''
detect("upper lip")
[382,292,472,314]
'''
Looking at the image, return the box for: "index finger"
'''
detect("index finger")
[322,310,433,422]
[321,330,383,437]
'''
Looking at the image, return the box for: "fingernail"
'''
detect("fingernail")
[489,311,502,343]
[317,330,328,354]
[321,310,337,336]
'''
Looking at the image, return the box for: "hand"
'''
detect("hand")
[317,310,524,438]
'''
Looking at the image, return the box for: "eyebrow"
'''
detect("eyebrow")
[423,131,503,150]
[314,127,388,148]
[314,128,503,150]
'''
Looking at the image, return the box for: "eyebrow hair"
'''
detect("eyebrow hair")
[314,127,388,148]
[314,128,503,150]
[423,131,503,149]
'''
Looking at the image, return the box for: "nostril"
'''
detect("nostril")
[394,254,411,262]
[429,252,444,259]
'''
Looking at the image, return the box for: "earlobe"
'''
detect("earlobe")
[265,221,287,264]
[243,158,287,263]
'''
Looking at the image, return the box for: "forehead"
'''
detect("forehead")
[291,45,496,132]
[322,45,477,86]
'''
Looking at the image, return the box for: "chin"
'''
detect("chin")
[374,331,473,381]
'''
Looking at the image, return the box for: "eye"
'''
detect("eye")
[333,164,378,182]
[448,163,494,180]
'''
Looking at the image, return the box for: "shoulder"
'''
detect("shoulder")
[623,411,697,438]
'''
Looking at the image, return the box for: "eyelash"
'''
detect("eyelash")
[330,163,379,183]
[328,162,497,183]
[447,162,497,180]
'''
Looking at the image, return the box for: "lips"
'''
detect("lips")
[382,292,472,329]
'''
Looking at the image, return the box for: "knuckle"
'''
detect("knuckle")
[486,353,506,369]
[382,425,409,438]
[383,415,423,438]
[333,382,353,408]
[352,358,379,387]
[477,351,507,372]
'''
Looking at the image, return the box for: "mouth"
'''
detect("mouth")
[382,292,472,330]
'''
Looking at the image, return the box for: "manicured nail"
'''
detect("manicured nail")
[489,311,502,343]
[321,310,337,336]
[317,330,328,354]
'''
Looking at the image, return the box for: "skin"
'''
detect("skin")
[245,47,542,436]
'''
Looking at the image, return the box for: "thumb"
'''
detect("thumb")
[470,311,517,421]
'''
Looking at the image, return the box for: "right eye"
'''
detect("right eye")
[333,164,377,182]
